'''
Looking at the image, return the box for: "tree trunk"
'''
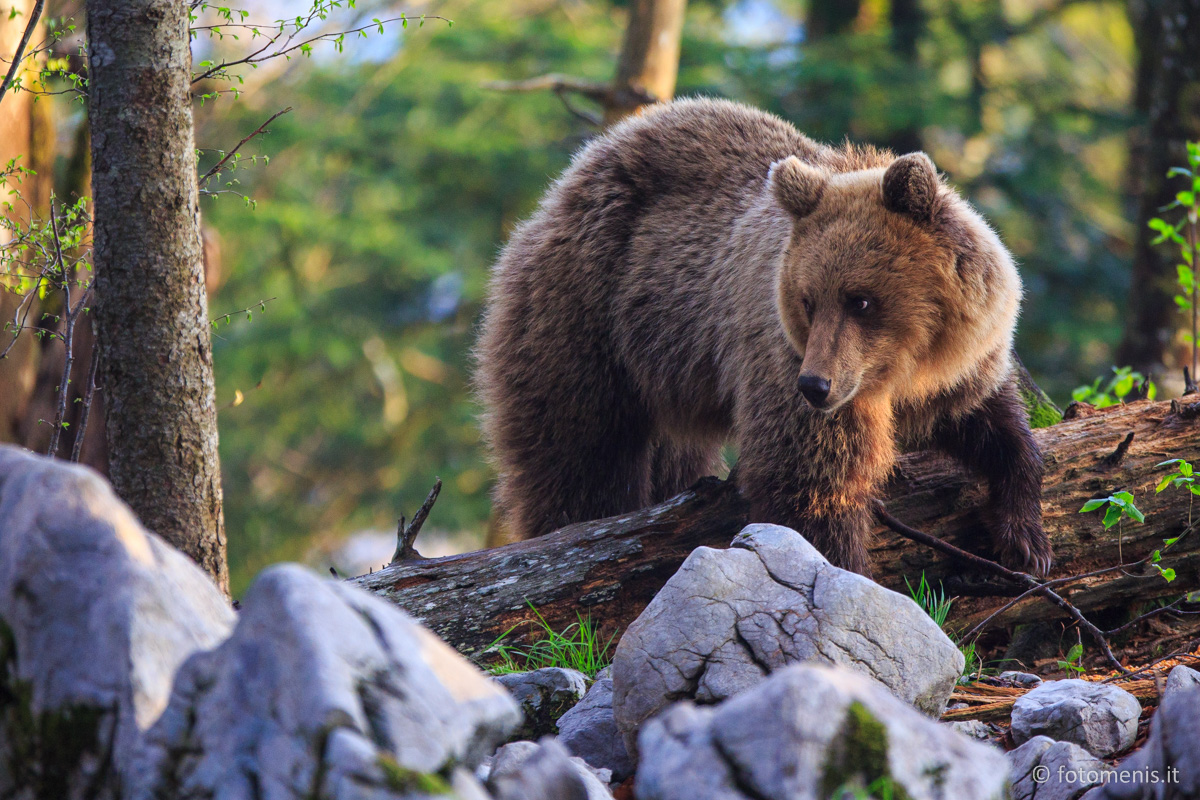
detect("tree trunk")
[86,0,229,594]
[604,0,687,124]
[356,399,1200,657]
[1117,0,1200,375]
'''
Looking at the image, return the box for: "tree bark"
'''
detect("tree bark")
[603,0,687,124]
[87,0,229,594]
[356,399,1200,656]
[1117,0,1200,375]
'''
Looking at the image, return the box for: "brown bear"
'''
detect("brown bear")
[475,98,1051,577]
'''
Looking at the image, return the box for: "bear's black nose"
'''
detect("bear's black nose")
[798,374,831,408]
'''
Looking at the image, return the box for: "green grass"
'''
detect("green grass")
[904,572,952,628]
[905,572,989,679]
[486,605,616,678]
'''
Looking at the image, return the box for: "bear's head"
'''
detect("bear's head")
[768,152,1021,413]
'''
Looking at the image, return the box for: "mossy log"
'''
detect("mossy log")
[354,399,1200,656]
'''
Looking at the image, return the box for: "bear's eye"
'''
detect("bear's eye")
[847,296,873,316]
[802,297,814,317]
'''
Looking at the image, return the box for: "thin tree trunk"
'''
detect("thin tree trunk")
[87,0,229,594]
[604,0,688,124]
[1117,0,1200,374]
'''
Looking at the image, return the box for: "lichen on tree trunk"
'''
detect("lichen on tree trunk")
[86,0,229,594]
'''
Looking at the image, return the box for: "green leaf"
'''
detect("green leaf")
[1102,504,1123,529]
[1080,499,1107,513]
[1157,475,1175,493]
[1151,549,1162,563]
[1066,642,1083,663]
[1162,568,1177,582]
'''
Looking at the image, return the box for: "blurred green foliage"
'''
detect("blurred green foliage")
[197,0,1138,593]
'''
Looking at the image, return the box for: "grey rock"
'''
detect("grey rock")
[1163,664,1200,700]
[1086,664,1200,800]
[1011,679,1141,757]
[557,677,634,781]
[949,719,995,740]
[495,667,588,739]
[489,739,613,800]
[131,564,520,799]
[0,446,235,799]
[613,524,963,752]
[1008,735,1115,800]
[635,663,1009,800]
[1000,671,1045,688]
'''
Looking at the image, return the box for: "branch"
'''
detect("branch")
[191,14,452,84]
[390,478,441,564]
[0,0,45,107]
[199,108,291,187]
[46,284,93,458]
[483,74,613,102]
[70,344,100,463]
[872,500,1130,673]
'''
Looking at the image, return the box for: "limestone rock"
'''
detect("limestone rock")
[130,564,520,799]
[1086,664,1200,800]
[1011,679,1141,757]
[635,663,1008,800]
[557,676,633,782]
[488,739,613,800]
[1008,735,1115,800]
[494,667,588,739]
[0,446,235,799]
[613,524,963,752]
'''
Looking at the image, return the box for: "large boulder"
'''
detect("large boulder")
[1008,735,1114,800]
[1085,664,1200,800]
[494,668,588,740]
[635,663,1009,800]
[1010,679,1141,757]
[130,564,521,799]
[612,524,963,751]
[0,446,235,799]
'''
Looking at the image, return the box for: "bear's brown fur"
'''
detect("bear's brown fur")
[475,98,1051,577]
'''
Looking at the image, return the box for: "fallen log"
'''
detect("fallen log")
[354,399,1200,657]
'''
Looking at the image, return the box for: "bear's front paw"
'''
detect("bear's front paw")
[990,512,1053,578]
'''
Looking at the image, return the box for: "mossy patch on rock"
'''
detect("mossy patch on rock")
[820,701,914,800]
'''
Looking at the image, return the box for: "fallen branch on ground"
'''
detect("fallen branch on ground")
[353,399,1200,658]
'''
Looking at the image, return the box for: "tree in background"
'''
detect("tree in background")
[1117,0,1200,376]
[87,0,229,593]
[487,0,688,125]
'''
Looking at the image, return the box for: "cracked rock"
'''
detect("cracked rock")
[612,524,963,752]
[557,676,634,782]
[494,667,588,739]
[488,738,613,800]
[0,446,235,800]
[635,663,1009,800]
[130,564,521,799]
[1084,664,1200,800]
[1009,735,1114,800]
[1011,679,1141,758]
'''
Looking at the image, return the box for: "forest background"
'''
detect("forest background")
[1,0,1194,594]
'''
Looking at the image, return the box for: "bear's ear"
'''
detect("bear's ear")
[881,152,940,222]
[768,156,826,219]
